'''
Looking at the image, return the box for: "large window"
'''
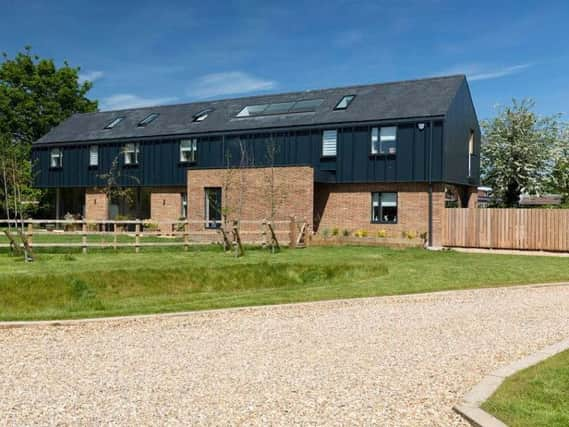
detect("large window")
[204,187,222,229]
[468,130,475,177]
[371,126,397,155]
[50,148,63,168]
[322,130,337,157]
[236,99,323,117]
[180,139,197,163]
[123,143,140,165]
[89,145,99,167]
[371,192,397,224]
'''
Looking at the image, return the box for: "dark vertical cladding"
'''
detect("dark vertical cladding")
[443,78,481,186]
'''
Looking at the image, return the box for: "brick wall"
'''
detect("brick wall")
[314,183,447,245]
[84,189,108,221]
[150,187,185,222]
[187,166,314,228]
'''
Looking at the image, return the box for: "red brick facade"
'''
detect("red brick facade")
[187,166,314,227]
[150,187,185,222]
[315,183,447,246]
[84,189,108,221]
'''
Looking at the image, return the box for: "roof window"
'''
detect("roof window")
[104,116,125,129]
[334,95,356,110]
[137,113,159,127]
[193,108,213,122]
[236,98,323,118]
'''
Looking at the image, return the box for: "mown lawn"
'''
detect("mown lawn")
[1,245,568,321]
[482,350,569,427]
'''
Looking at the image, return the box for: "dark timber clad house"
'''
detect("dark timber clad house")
[32,74,480,246]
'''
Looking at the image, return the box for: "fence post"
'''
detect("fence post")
[184,220,189,251]
[135,220,140,253]
[289,216,297,248]
[113,221,117,250]
[82,220,87,254]
[27,221,33,248]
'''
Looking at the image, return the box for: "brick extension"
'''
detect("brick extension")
[187,166,314,228]
[315,183,447,246]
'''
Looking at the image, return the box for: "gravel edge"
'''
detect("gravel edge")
[1,281,568,330]
[453,337,569,427]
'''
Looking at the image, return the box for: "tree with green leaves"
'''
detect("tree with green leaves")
[0,46,98,219]
[481,99,566,207]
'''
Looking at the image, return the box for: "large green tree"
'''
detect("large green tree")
[0,46,98,218]
[481,99,567,207]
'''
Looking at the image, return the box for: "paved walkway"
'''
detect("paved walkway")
[1,284,569,426]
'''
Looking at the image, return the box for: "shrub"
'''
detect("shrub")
[402,230,417,240]
[377,229,387,238]
[331,227,340,236]
[342,229,350,237]
[321,228,330,238]
[354,229,368,238]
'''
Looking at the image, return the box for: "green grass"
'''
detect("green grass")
[482,350,569,427]
[1,246,568,321]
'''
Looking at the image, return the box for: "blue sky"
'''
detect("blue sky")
[2,0,568,119]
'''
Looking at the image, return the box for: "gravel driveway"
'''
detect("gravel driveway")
[1,283,569,426]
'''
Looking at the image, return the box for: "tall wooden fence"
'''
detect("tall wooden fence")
[443,208,569,252]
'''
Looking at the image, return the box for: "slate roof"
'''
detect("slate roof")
[34,75,466,145]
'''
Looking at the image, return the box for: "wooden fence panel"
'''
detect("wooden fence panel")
[444,208,569,252]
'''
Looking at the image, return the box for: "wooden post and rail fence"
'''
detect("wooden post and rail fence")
[0,217,309,253]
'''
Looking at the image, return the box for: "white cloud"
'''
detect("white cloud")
[78,70,104,84]
[100,94,178,111]
[436,63,533,81]
[187,71,276,98]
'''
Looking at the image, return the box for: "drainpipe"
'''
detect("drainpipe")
[428,121,433,248]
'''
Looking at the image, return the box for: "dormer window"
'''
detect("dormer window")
[137,113,159,127]
[192,108,213,122]
[104,116,124,129]
[334,95,355,110]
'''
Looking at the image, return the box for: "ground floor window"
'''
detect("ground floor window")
[181,192,188,218]
[371,192,397,223]
[204,187,222,228]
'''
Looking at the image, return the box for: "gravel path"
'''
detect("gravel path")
[1,284,569,426]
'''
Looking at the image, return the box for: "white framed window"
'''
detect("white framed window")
[123,143,140,165]
[371,192,397,224]
[322,130,337,157]
[371,126,397,154]
[181,192,188,218]
[89,145,99,167]
[180,139,197,163]
[468,130,475,177]
[50,148,63,168]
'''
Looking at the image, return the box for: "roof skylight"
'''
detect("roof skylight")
[192,108,213,122]
[104,116,125,129]
[138,113,159,127]
[236,99,323,118]
[334,95,356,110]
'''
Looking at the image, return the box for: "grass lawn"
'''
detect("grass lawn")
[482,350,569,427]
[1,245,568,321]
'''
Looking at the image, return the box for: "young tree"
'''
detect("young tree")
[0,46,98,217]
[481,99,564,207]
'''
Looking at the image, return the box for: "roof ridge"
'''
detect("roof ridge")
[81,74,466,116]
